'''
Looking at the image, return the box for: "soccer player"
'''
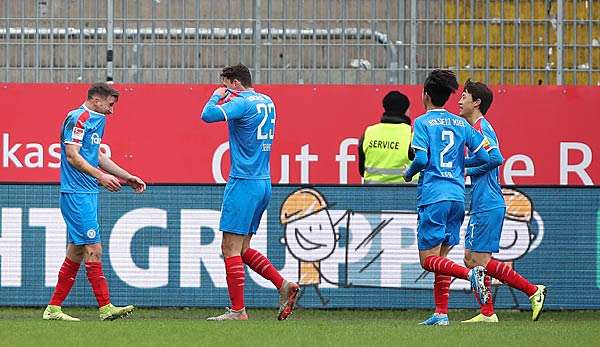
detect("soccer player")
[200,64,299,321]
[43,83,146,321]
[404,69,491,326]
[457,80,546,323]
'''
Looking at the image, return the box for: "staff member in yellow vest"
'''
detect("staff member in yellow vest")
[358,91,416,184]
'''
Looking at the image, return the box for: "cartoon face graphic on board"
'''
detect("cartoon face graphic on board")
[280,188,339,306]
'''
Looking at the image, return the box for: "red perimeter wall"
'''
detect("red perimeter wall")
[0,84,598,185]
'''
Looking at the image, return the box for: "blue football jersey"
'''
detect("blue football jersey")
[216,90,275,179]
[60,105,106,193]
[411,109,485,207]
[467,117,505,213]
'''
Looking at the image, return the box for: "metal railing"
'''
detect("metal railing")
[0,0,598,85]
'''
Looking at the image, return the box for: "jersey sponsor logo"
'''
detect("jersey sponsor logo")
[91,133,102,145]
[72,127,84,141]
[86,229,97,239]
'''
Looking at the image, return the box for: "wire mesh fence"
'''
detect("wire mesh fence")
[0,0,598,85]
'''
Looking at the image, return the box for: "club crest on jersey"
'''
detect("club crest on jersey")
[72,127,84,141]
[91,133,102,145]
[86,229,97,239]
[482,137,491,150]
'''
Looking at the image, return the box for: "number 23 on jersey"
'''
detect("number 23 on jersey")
[256,103,276,140]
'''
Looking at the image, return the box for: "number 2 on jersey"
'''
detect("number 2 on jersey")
[440,130,455,168]
[256,103,276,140]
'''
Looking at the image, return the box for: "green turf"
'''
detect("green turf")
[1,308,598,346]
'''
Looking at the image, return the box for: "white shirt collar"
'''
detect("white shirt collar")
[82,103,106,117]
[427,108,447,112]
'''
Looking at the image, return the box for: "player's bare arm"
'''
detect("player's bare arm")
[98,150,146,193]
[65,144,121,192]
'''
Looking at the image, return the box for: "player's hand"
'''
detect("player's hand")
[127,175,147,193]
[212,86,228,98]
[403,175,412,183]
[98,173,122,192]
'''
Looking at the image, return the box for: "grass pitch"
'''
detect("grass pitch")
[1,307,598,346]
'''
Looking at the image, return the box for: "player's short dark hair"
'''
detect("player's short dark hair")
[424,69,459,107]
[87,83,120,100]
[220,64,252,87]
[464,79,493,115]
[382,91,410,116]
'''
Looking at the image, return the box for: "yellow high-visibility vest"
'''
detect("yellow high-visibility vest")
[362,123,416,184]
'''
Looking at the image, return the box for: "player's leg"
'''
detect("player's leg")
[416,202,451,326]
[69,193,133,320]
[50,244,83,305]
[206,232,249,321]
[241,181,285,290]
[241,235,284,287]
[461,210,498,322]
[43,241,84,321]
[430,244,452,320]
[419,243,450,325]
[462,250,497,323]
[418,201,489,325]
[240,181,299,320]
[485,260,546,321]
[420,244,453,326]
[44,193,85,321]
[208,178,251,321]
[81,243,132,320]
[471,208,546,320]
[417,202,461,325]
[242,234,299,320]
[83,243,109,309]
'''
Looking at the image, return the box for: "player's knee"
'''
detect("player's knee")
[69,247,85,259]
[419,256,430,270]
[86,251,102,262]
[84,245,103,261]
[241,244,251,256]
[221,242,239,257]
[463,256,475,268]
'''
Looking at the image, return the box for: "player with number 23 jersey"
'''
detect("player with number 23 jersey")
[201,64,299,322]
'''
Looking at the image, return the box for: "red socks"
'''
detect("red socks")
[225,256,245,311]
[226,250,283,311]
[476,276,494,316]
[423,256,470,280]
[85,261,111,307]
[434,274,451,314]
[486,259,537,297]
[242,248,284,290]
[428,257,534,317]
[50,258,111,308]
[49,258,80,306]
